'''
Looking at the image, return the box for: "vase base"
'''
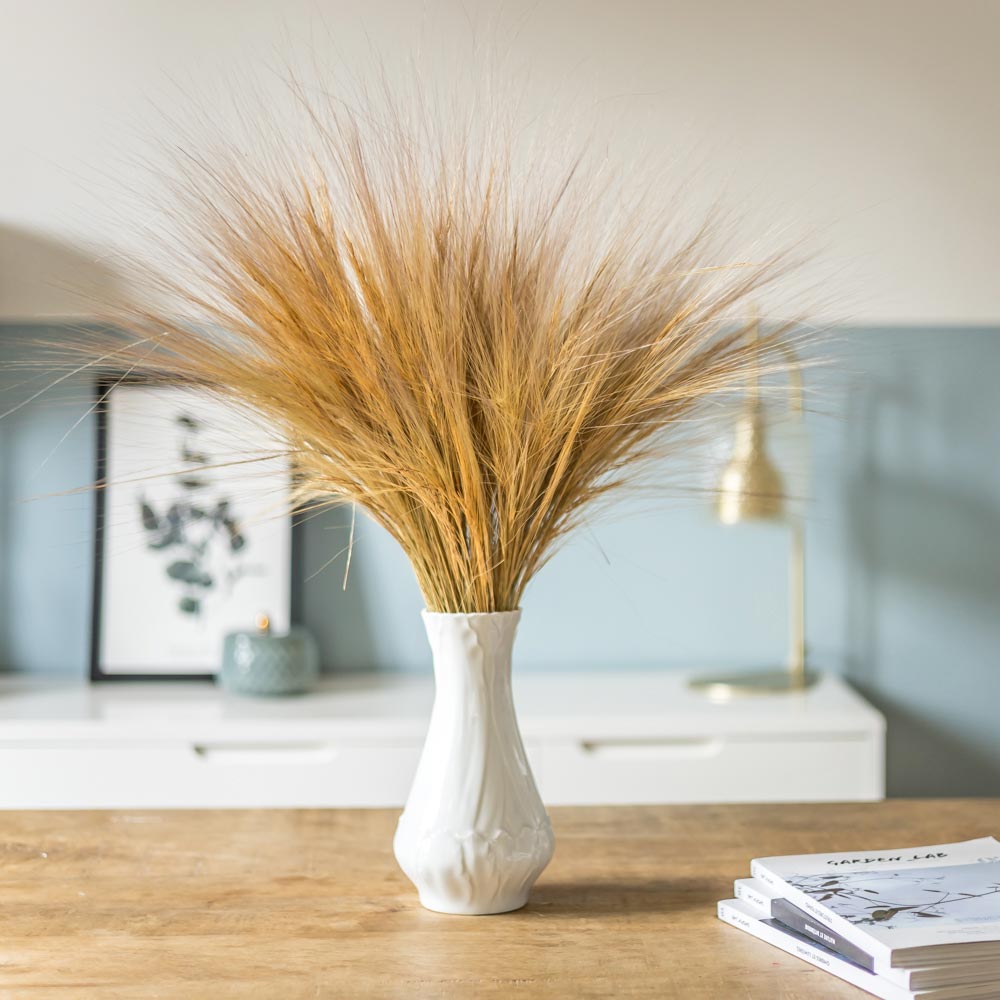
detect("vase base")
[417,891,530,916]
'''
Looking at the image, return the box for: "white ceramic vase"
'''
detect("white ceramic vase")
[393,610,554,915]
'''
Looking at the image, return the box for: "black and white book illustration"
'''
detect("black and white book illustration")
[786,861,1000,933]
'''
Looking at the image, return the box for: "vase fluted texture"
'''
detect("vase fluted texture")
[393,610,554,915]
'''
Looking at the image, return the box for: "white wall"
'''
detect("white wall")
[1,0,998,325]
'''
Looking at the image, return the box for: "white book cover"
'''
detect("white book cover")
[718,898,1000,1000]
[750,837,1000,970]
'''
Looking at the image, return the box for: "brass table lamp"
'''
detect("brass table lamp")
[689,330,815,698]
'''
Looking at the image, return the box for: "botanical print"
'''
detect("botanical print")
[138,412,251,617]
[97,384,291,675]
[788,860,1000,930]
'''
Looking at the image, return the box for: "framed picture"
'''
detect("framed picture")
[91,377,292,680]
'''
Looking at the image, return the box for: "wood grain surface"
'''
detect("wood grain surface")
[0,801,997,999]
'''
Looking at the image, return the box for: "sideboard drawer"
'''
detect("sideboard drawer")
[0,673,884,808]
[0,733,881,808]
[536,733,882,805]
[0,743,424,809]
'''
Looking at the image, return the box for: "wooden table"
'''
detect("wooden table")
[1,801,997,998]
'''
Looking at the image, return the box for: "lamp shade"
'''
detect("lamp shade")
[715,403,785,524]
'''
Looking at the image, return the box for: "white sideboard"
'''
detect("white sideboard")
[0,671,885,809]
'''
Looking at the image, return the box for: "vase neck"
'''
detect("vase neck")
[421,611,521,694]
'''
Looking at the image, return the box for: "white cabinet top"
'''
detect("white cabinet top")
[0,671,884,744]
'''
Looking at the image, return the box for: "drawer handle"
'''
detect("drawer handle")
[579,737,725,761]
[191,742,338,765]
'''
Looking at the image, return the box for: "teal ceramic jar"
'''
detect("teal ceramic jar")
[220,620,319,696]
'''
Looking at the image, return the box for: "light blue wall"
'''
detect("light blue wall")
[3,325,1000,796]
[0,338,96,675]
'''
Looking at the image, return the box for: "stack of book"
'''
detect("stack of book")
[718,837,1000,999]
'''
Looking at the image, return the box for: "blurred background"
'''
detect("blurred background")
[1,0,998,799]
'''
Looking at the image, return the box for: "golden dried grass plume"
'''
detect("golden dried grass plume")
[85,85,797,613]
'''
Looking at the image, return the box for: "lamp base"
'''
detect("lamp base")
[688,668,818,700]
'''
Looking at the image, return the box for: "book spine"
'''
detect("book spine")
[736,881,910,989]
[770,897,877,973]
[750,859,894,971]
[717,900,913,1000]
[733,879,771,913]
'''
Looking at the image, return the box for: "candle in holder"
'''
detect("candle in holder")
[220,613,319,696]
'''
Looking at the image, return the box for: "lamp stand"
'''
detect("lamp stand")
[689,519,817,699]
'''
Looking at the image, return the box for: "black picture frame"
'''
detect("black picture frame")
[90,375,293,681]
